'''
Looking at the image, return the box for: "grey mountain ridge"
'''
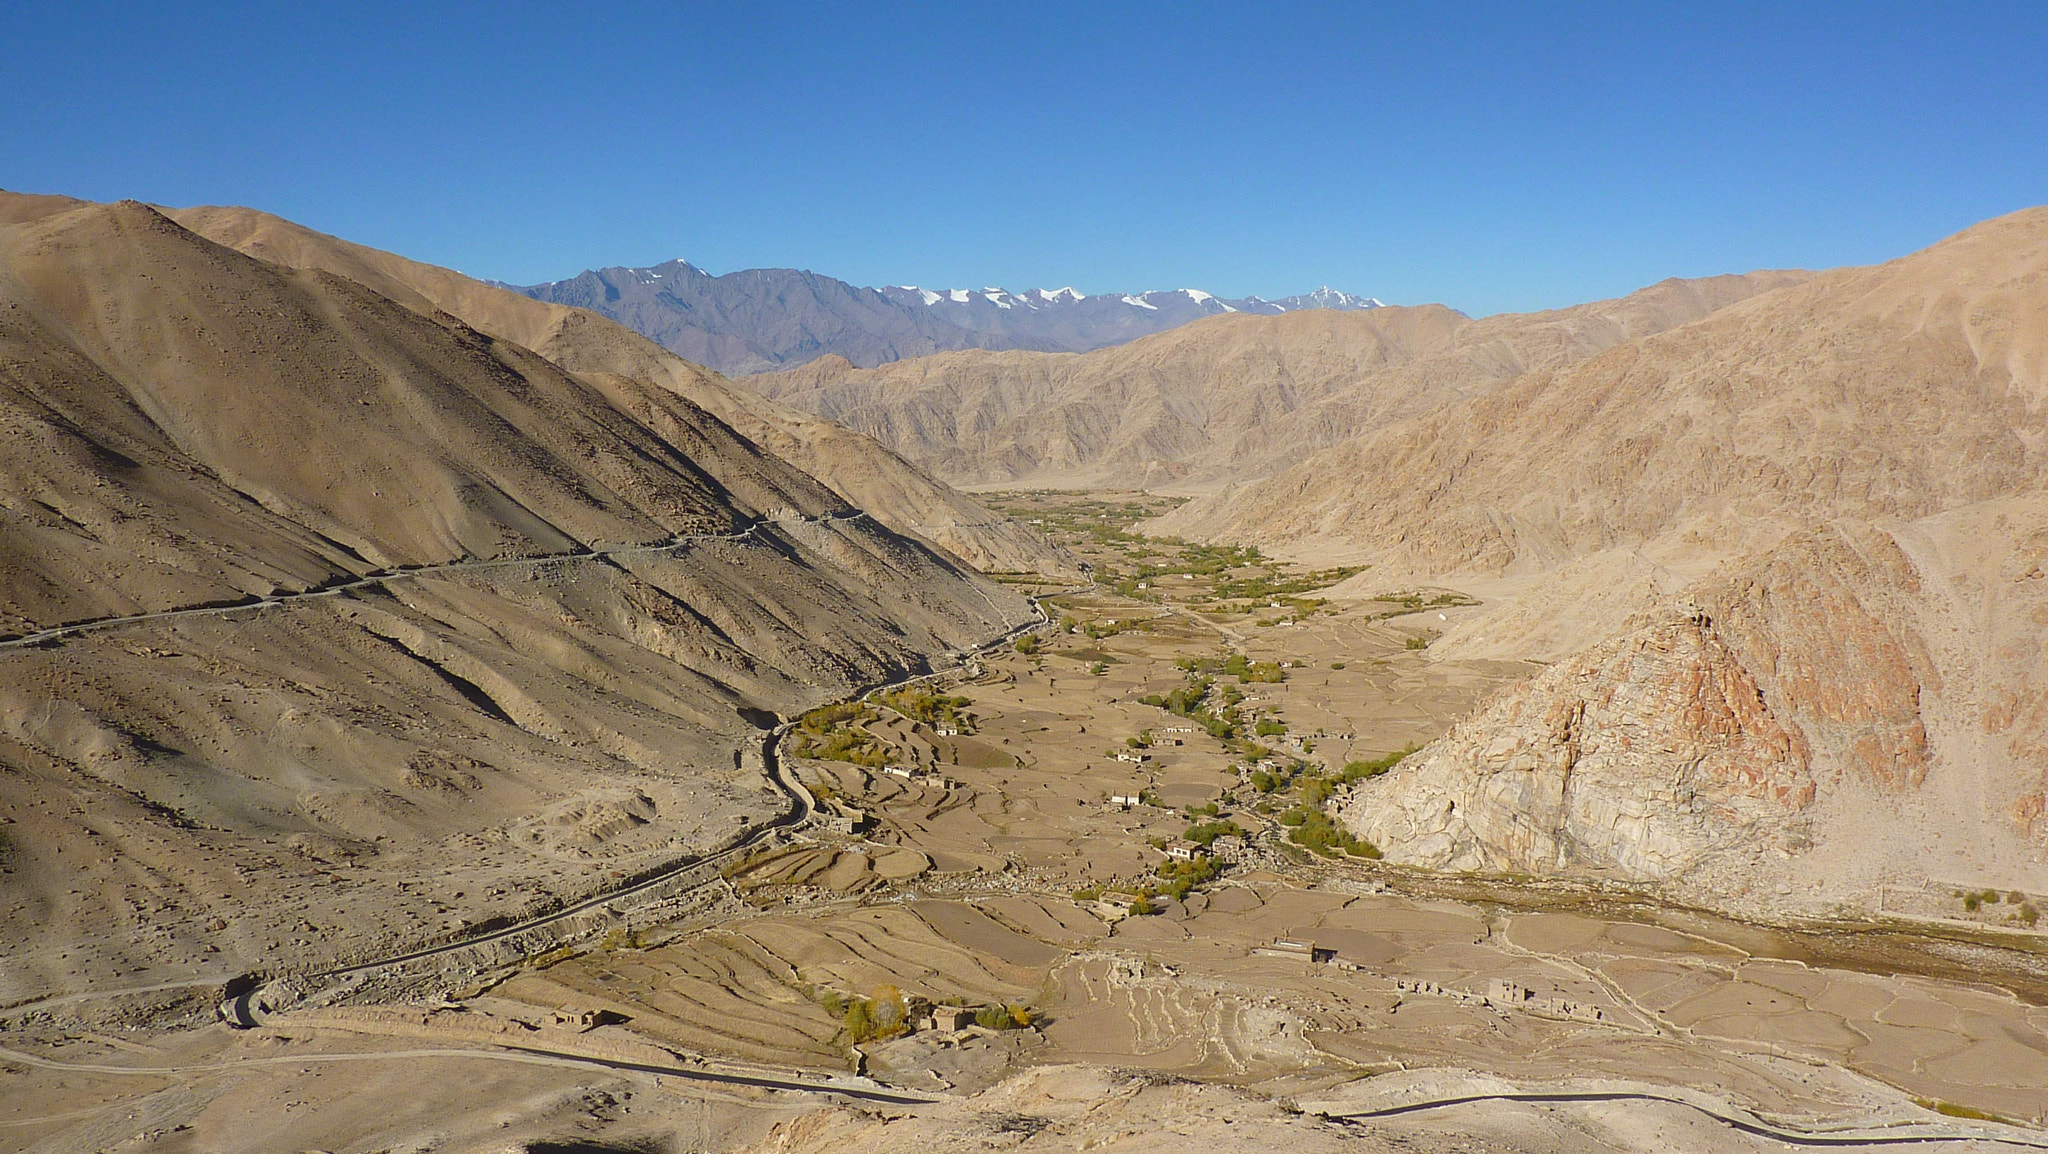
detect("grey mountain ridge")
[505,259,1382,375]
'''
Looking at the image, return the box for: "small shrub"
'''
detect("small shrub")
[1014,635,1039,655]
[1341,746,1417,782]
[973,1003,1034,1030]
[1184,819,1243,847]
[1299,776,1336,807]
[842,997,874,1040]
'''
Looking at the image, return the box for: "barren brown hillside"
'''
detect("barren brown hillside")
[1158,208,2048,568]
[0,194,1034,1005]
[746,270,1807,490]
[165,205,1079,578]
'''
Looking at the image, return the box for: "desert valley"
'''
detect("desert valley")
[2,190,2047,1154]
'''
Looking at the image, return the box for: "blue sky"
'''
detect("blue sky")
[7,2,2045,314]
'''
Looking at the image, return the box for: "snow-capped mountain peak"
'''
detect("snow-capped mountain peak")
[515,260,1383,374]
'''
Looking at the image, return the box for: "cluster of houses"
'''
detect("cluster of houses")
[1483,979,1608,1021]
[1244,944,1611,1025]
[1235,759,1278,783]
[1383,975,1605,1022]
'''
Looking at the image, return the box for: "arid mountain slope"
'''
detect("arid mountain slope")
[746,271,1806,489]
[0,194,1035,1004]
[1228,209,2048,910]
[165,205,1078,577]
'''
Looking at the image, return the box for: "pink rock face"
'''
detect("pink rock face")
[1705,526,1934,792]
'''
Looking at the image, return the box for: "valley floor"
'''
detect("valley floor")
[5,493,2047,1153]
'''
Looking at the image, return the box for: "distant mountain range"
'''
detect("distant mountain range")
[506,259,1382,374]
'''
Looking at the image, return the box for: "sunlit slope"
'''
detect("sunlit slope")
[0,193,1033,1004]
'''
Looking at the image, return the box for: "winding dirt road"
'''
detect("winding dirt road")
[0,511,877,652]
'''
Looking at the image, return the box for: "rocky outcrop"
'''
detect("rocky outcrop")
[1340,525,1944,885]
[1343,609,1816,879]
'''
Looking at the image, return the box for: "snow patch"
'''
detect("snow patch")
[919,289,941,306]
[1120,294,1159,311]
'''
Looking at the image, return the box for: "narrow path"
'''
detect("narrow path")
[1325,1091,2048,1149]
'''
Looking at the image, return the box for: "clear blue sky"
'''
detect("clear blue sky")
[7,1,2045,314]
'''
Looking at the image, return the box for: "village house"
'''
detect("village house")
[1253,939,1338,964]
[915,1005,978,1033]
[1207,834,1248,863]
[821,799,871,834]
